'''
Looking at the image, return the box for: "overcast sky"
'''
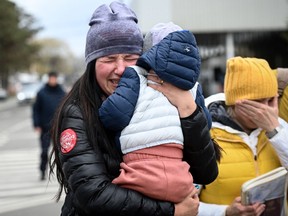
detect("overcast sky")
[11,0,131,57]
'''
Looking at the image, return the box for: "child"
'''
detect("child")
[99,22,212,202]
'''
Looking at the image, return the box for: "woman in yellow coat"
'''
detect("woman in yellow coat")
[199,57,288,216]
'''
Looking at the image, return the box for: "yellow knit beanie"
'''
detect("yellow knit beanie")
[224,57,278,105]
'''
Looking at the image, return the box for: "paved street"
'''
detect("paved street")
[0,98,63,216]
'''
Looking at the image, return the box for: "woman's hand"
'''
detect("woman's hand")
[225,197,265,216]
[174,187,199,216]
[235,97,279,131]
[147,72,197,118]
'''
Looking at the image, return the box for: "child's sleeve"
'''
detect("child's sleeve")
[99,67,140,131]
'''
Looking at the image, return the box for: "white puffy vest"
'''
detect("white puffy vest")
[120,66,184,154]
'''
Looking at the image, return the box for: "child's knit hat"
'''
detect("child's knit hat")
[85,1,143,64]
[143,22,182,52]
[224,56,278,105]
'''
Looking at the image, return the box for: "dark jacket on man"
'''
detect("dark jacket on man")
[33,83,66,130]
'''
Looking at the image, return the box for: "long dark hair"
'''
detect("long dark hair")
[49,60,122,201]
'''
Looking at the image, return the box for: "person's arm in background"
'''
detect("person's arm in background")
[180,106,219,184]
[198,197,265,216]
[198,202,228,216]
[269,118,288,165]
[187,82,222,182]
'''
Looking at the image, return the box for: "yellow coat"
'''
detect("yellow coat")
[200,128,281,205]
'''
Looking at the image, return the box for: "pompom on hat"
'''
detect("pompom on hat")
[224,57,278,105]
[85,1,143,64]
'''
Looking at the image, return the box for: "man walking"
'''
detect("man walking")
[32,71,66,180]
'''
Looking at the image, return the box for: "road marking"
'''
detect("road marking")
[0,133,8,147]
[0,118,35,147]
[0,148,63,214]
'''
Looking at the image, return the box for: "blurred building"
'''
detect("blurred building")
[131,0,288,95]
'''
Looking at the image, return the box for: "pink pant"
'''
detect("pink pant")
[112,144,194,203]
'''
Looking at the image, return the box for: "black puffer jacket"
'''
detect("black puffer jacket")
[59,103,218,216]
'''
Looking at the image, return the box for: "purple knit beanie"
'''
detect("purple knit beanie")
[85,1,143,64]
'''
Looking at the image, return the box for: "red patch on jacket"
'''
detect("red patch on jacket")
[60,129,77,153]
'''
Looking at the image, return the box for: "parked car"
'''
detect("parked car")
[0,88,8,100]
[16,82,43,105]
